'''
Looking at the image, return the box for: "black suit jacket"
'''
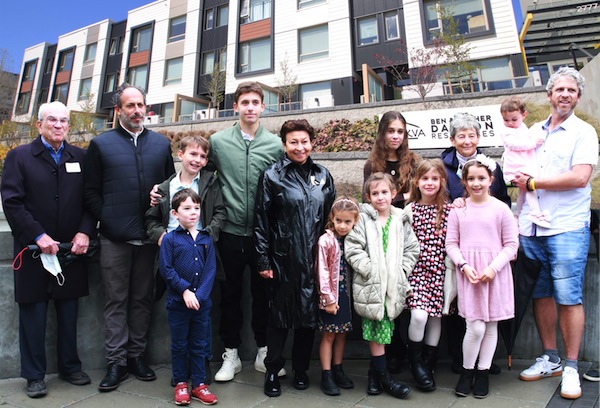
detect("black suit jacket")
[1,136,96,303]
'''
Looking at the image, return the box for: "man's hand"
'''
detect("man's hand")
[259,269,273,279]
[149,184,161,206]
[36,233,59,255]
[70,232,90,255]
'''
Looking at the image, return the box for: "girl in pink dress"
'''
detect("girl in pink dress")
[446,156,518,399]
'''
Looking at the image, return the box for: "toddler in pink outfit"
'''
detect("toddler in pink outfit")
[500,96,551,229]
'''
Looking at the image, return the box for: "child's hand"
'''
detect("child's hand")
[479,267,496,283]
[535,138,545,147]
[183,289,200,310]
[452,197,466,208]
[463,265,479,284]
[325,303,339,315]
[259,269,273,279]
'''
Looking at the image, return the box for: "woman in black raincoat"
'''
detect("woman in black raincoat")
[254,119,336,398]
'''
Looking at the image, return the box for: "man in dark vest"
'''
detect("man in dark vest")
[84,83,175,392]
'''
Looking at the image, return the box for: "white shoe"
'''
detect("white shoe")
[519,355,562,381]
[214,348,242,382]
[560,366,582,399]
[254,346,287,377]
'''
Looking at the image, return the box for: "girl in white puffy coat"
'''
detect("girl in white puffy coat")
[345,172,420,399]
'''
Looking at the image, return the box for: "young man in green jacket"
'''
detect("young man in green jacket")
[208,82,284,382]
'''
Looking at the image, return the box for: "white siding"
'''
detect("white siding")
[226,0,352,94]
[13,44,47,121]
[403,0,521,68]
[128,0,200,106]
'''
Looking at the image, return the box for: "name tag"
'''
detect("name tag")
[65,162,81,173]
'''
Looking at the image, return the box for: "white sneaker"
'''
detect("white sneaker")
[560,366,582,399]
[519,355,563,381]
[214,348,242,382]
[253,346,287,377]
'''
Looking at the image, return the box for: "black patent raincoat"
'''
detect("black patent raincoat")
[254,154,336,329]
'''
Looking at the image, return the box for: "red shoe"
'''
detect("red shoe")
[174,382,190,405]
[191,384,218,405]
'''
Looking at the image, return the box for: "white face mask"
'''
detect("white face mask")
[40,253,65,286]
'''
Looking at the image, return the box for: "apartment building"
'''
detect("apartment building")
[12,0,525,124]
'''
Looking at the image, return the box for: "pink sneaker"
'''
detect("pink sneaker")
[174,382,190,405]
[191,384,218,405]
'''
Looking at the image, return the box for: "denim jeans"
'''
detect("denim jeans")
[167,298,211,386]
[520,227,590,305]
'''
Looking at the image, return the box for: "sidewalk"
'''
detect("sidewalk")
[0,359,597,408]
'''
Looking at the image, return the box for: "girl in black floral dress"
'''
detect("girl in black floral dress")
[405,159,452,392]
[316,197,360,396]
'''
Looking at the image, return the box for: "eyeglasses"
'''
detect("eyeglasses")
[44,116,69,126]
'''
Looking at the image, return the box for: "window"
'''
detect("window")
[358,16,378,45]
[217,5,229,27]
[53,84,69,104]
[298,0,326,9]
[385,12,400,40]
[23,61,37,81]
[165,58,183,85]
[37,88,49,106]
[219,48,227,71]
[58,50,74,72]
[241,0,271,23]
[423,0,491,41]
[238,38,271,73]
[299,25,328,62]
[205,9,214,30]
[109,37,123,55]
[105,73,117,92]
[263,89,279,113]
[169,16,186,42]
[44,57,54,74]
[84,43,97,64]
[128,65,148,90]
[300,81,331,102]
[131,26,152,53]
[16,92,31,114]
[202,52,215,75]
[78,78,93,100]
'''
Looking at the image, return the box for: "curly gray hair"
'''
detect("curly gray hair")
[546,66,585,97]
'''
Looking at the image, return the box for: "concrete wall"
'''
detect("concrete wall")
[579,55,600,123]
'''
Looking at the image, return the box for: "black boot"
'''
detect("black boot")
[385,334,407,373]
[332,364,354,389]
[367,369,383,395]
[320,370,340,396]
[455,368,475,397]
[376,369,410,399]
[421,344,438,375]
[473,369,489,398]
[408,341,435,391]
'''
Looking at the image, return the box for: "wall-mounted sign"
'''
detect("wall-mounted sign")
[395,104,504,149]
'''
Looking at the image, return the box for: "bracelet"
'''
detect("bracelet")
[530,178,536,191]
[459,263,468,272]
[526,177,533,192]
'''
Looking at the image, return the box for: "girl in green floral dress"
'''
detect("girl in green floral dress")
[345,172,420,399]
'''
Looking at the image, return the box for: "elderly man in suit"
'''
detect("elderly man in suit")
[1,101,96,398]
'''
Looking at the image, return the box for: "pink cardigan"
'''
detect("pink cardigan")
[316,229,340,309]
